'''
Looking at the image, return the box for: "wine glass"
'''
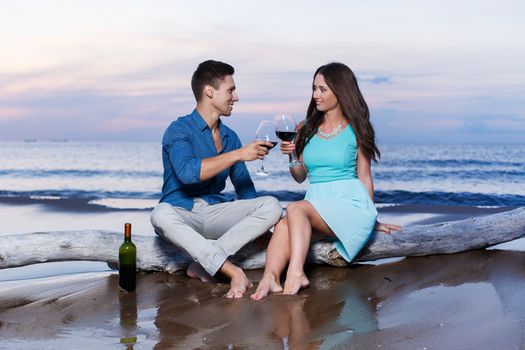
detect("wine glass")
[274,113,301,167]
[255,120,278,176]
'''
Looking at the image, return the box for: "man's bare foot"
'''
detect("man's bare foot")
[250,274,283,300]
[224,269,253,299]
[186,262,215,283]
[282,273,309,295]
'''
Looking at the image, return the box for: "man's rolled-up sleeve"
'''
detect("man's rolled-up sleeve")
[166,134,202,185]
[230,162,256,199]
[230,137,256,199]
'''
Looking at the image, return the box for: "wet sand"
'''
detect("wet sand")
[1,197,524,349]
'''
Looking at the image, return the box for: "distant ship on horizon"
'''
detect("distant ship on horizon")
[23,138,69,143]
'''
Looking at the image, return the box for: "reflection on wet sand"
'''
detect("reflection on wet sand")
[152,267,375,349]
[119,290,137,349]
[2,249,525,348]
[345,250,525,349]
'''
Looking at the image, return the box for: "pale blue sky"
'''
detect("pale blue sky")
[1,0,524,143]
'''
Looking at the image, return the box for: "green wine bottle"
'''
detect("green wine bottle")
[119,223,136,292]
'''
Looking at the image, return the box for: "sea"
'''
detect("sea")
[0,141,524,209]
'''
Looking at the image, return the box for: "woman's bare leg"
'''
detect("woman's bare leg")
[283,201,334,295]
[251,218,290,300]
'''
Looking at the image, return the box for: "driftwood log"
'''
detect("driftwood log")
[1,207,524,273]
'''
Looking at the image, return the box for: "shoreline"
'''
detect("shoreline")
[0,197,522,284]
[2,250,525,348]
[1,197,524,348]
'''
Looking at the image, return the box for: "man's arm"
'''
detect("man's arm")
[167,125,273,184]
[166,134,202,185]
[230,161,257,199]
[200,140,273,182]
[199,151,242,181]
[229,136,257,199]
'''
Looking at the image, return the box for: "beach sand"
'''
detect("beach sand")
[1,197,524,349]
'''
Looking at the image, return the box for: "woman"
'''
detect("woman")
[251,62,401,300]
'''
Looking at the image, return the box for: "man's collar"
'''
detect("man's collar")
[190,108,222,132]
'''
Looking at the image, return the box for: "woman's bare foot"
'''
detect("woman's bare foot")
[186,262,215,283]
[224,270,253,299]
[282,273,309,295]
[250,274,283,300]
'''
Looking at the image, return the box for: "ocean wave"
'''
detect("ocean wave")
[2,189,524,208]
[375,190,525,207]
[0,169,162,178]
[378,159,524,168]
[374,169,525,181]
[0,189,161,200]
[263,189,525,206]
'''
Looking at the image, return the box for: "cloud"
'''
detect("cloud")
[1,1,524,143]
[361,76,391,84]
[373,107,525,144]
[485,115,525,131]
[0,86,193,141]
[0,107,31,121]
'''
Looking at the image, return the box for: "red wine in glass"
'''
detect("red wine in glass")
[275,131,297,142]
[274,114,302,167]
[264,141,279,150]
[255,120,278,176]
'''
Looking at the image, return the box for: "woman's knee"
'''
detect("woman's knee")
[285,201,310,217]
[274,217,288,235]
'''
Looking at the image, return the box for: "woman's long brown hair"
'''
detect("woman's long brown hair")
[295,62,380,162]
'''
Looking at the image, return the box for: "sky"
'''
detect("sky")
[0,0,524,144]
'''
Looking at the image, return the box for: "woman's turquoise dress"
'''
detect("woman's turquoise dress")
[302,126,378,262]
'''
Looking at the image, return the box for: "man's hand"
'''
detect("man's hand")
[237,141,273,161]
[200,140,273,181]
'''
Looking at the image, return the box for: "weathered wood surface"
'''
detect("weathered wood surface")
[1,207,524,272]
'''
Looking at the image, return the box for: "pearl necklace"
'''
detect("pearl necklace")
[317,123,343,139]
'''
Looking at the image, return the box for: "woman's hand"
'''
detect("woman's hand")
[280,141,295,155]
[375,221,402,235]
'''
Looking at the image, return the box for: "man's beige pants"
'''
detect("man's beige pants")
[150,196,282,275]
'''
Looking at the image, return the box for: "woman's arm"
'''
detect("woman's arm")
[284,121,308,183]
[356,146,374,200]
[281,141,307,183]
[357,146,402,234]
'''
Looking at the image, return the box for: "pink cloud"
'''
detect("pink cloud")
[386,117,463,130]
[0,107,31,121]
[234,101,304,115]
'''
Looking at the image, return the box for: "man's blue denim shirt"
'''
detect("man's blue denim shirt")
[159,109,256,210]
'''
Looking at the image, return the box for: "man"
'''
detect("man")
[151,60,282,299]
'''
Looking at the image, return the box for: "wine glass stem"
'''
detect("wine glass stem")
[260,158,265,172]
